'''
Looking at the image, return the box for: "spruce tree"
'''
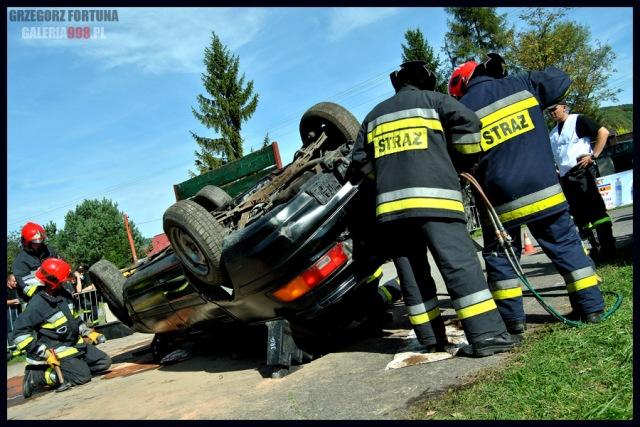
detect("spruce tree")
[443,7,513,73]
[190,31,259,176]
[401,28,447,93]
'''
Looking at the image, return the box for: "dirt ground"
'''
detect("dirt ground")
[6,206,632,420]
[6,313,511,420]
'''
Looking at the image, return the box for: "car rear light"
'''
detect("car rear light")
[272,242,350,303]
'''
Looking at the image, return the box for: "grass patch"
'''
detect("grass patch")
[470,229,483,238]
[410,258,633,420]
[7,353,26,366]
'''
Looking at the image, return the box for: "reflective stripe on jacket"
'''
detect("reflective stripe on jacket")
[458,68,572,227]
[11,283,86,365]
[22,274,44,298]
[351,85,481,224]
[12,245,58,302]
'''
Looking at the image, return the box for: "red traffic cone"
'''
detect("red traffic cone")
[523,231,538,255]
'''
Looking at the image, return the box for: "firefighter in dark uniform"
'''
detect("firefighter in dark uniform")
[12,222,59,302]
[448,53,606,331]
[350,60,517,357]
[11,258,111,398]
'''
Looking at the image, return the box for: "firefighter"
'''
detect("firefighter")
[448,53,606,331]
[12,222,59,302]
[350,60,517,357]
[11,258,112,398]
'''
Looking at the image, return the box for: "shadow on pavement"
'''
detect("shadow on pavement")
[613,214,632,223]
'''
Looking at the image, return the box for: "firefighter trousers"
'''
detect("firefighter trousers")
[482,209,605,324]
[560,166,616,254]
[381,218,507,345]
[26,344,112,389]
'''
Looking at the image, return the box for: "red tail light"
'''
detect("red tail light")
[272,242,350,303]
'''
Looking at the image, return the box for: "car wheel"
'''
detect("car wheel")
[163,200,227,285]
[299,102,360,149]
[88,259,134,326]
[193,185,232,212]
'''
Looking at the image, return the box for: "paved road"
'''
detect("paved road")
[6,206,632,420]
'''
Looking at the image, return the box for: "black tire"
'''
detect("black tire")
[88,259,134,326]
[163,199,228,285]
[299,102,360,148]
[193,185,232,212]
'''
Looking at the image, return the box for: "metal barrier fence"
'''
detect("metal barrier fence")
[6,289,106,350]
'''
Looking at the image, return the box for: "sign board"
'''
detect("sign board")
[596,169,633,209]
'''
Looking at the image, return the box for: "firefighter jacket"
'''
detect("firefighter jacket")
[350,85,482,224]
[12,245,58,302]
[11,282,90,366]
[457,68,572,228]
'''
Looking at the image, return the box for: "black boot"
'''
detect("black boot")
[505,320,527,335]
[565,309,604,323]
[595,223,617,262]
[421,342,447,353]
[22,369,40,398]
[583,310,604,324]
[457,332,518,358]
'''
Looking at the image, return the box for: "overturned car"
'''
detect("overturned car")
[89,102,399,375]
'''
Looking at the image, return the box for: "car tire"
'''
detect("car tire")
[299,102,360,148]
[193,185,232,212]
[88,259,134,326]
[163,199,227,285]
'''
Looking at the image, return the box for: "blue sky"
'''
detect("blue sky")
[7,7,633,238]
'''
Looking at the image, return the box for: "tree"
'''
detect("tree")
[6,230,21,277]
[598,104,633,134]
[508,8,619,119]
[401,28,447,93]
[190,31,259,176]
[42,220,64,257]
[443,7,514,73]
[56,199,150,269]
[262,132,270,148]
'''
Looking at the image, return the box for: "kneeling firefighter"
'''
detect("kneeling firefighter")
[349,60,517,357]
[448,53,606,331]
[11,258,112,398]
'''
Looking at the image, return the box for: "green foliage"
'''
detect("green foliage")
[42,220,64,259]
[56,199,150,269]
[401,28,447,93]
[190,31,259,177]
[508,8,620,118]
[262,132,270,148]
[443,7,514,73]
[6,230,21,277]
[410,258,633,420]
[598,104,633,135]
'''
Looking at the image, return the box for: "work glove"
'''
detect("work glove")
[85,330,107,345]
[44,349,61,366]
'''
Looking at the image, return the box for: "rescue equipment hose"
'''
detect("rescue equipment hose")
[459,172,622,327]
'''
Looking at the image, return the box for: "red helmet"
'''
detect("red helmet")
[21,222,47,245]
[35,258,71,289]
[448,61,479,98]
